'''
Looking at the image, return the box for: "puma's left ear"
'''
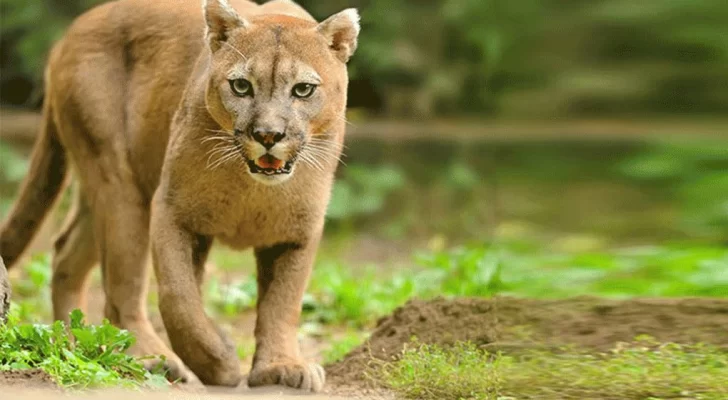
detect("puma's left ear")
[317,9,360,63]
[203,0,249,52]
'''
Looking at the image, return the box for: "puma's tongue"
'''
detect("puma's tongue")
[256,154,285,170]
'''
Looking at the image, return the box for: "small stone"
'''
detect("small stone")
[0,255,10,323]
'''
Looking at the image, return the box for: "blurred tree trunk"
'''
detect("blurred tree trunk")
[0,109,41,146]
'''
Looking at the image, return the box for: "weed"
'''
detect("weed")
[0,309,167,389]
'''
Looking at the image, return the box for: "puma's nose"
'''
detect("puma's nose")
[251,129,285,150]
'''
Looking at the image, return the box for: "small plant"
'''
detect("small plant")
[0,309,167,389]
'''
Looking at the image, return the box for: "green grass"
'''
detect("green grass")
[0,309,167,389]
[200,243,728,329]
[298,244,728,327]
[377,338,728,400]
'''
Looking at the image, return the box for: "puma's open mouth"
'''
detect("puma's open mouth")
[248,154,293,175]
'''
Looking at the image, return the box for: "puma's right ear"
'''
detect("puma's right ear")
[203,0,249,51]
[318,9,360,63]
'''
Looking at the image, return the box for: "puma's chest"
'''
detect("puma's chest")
[168,173,323,250]
[214,202,316,250]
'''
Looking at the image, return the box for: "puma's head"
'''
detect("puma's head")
[202,0,359,185]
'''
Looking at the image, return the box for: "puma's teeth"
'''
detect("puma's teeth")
[247,160,294,175]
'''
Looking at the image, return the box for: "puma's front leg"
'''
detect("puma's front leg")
[247,239,325,392]
[150,197,241,387]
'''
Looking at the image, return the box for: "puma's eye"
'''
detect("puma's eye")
[292,83,317,99]
[230,79,253,97]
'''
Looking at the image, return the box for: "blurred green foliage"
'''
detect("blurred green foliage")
[324,138,728,244]
[321,331,368,364]
[3,137,726,245]
[0,140,29,214]
[2,0,727,117]
[326,164,405,222]
[207,242,728,328]
[617,139,728,239]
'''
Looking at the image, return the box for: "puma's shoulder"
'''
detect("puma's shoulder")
[57,0,313,61]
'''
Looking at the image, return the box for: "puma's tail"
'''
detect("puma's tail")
[0,95,68,269]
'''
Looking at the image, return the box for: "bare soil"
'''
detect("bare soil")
[0,370,57,390]
[327,296,728,385]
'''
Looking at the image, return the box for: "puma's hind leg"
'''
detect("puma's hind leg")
[51,185,98,322]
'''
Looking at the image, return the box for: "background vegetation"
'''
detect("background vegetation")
[2,0,727,118]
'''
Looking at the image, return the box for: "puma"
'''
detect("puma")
[0,0,359,391]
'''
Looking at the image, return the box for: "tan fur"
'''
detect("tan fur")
[0,0,359,391]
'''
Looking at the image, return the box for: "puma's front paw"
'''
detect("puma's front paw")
[248,361,326,392]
